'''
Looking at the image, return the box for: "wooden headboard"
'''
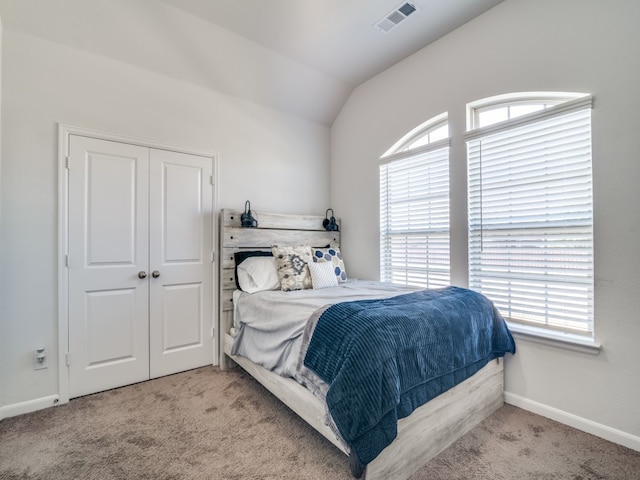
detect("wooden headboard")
[218,208,340,367]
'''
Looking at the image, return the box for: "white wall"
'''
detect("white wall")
[0,29,330,412]
[332,0,640,448]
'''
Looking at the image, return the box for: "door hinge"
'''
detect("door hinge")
[209,175,214,186]
[66,353,71,366]
[210,251,215,263]
[210,327,215,338]
[65,156,70,169]
[65,255,70,267]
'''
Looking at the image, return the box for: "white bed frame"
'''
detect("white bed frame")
[218,209,504,479]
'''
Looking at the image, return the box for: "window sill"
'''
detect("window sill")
[507,323,601,355]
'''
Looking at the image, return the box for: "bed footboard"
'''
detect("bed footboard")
[365,358,503,479]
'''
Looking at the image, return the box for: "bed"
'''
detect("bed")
[218,209,515,479]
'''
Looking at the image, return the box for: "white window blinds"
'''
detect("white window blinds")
[466,98,594,334]
[380,144,450,288]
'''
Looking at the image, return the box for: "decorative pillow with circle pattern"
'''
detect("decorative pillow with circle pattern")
[272,245,313,291]
[311,246,347,283]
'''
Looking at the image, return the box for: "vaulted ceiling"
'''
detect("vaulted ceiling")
[0,0,503,124]
[159,0,504,87]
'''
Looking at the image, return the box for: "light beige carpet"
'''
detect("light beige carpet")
[1,366,638,479]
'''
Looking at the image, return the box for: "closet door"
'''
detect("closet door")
[148,149,213,378]
[67,136,214,398]
[68,136,150,398]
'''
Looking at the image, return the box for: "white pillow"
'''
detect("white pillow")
[237,256,280,293]
[308,260,339,289]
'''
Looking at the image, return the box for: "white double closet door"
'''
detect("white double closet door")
[68,135,213,398]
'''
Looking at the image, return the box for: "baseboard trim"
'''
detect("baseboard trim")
[504,392,640,452]
[0,395,60,421]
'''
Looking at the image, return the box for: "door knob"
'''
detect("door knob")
[152,270,160,278]
[138,271,147,279]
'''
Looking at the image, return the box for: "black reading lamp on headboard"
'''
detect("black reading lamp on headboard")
[241,200,258,228]
[323,208,339,232]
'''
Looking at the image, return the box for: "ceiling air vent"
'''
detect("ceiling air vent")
[374,2,418,33]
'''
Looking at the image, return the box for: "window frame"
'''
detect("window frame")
[382,112,448,157]
[379,114,451,289]
[466,92,588,130]
[465,93,595,342]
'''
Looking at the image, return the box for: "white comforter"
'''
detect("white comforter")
[231,280,418,378]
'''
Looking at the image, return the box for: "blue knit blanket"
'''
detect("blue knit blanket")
[303,286,515,466]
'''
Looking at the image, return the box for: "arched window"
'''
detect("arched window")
[379,114,450,288]
[465,93,594,336]
[467,91,584,129]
